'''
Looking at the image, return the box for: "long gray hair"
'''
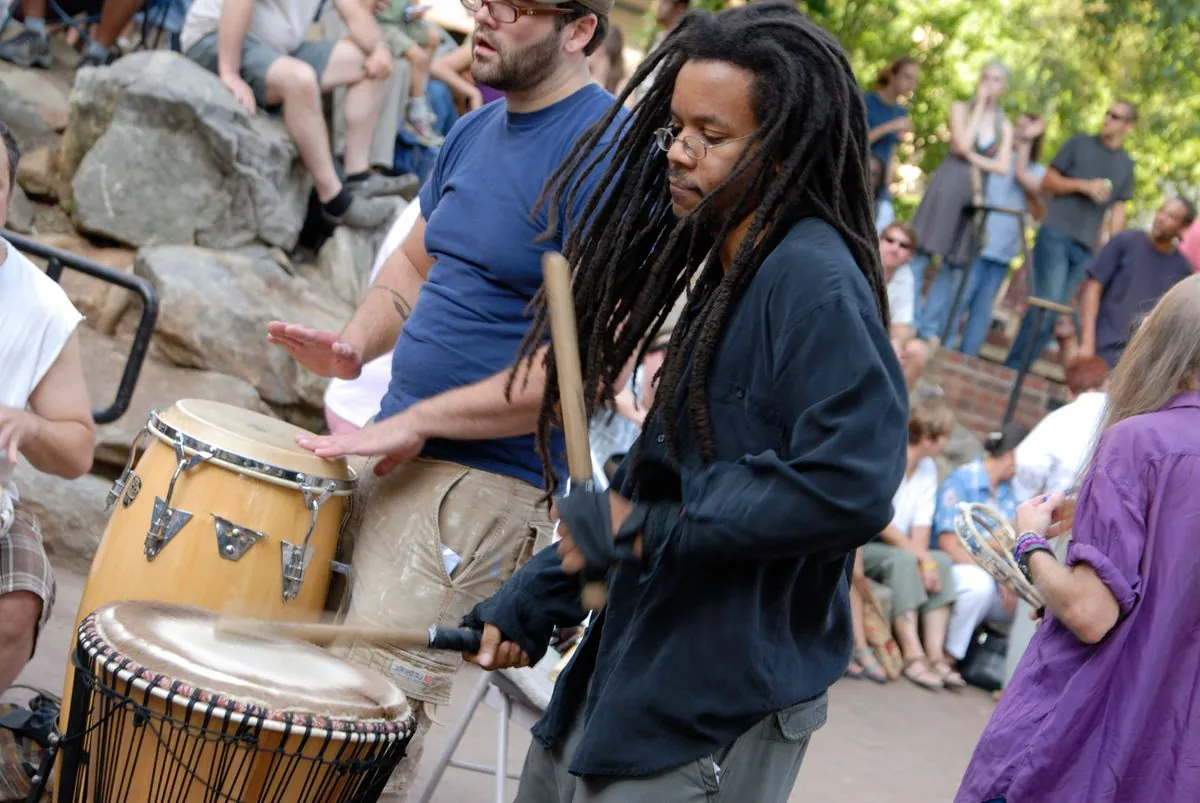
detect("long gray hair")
[1078,274,1200,485]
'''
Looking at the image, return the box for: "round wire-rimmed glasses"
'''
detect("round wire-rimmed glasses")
[653,127,754,160]
[460,0,572,24]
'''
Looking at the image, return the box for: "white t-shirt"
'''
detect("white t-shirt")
[323,199,422,428]
[886,264,915,327]
[181,0,324,57]
[890,455,938,537]
[0,237,84,498]
[1012,391,1108,502]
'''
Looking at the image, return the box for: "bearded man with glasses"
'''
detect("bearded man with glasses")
[1004,100,1137,370]
[265,0,620,798]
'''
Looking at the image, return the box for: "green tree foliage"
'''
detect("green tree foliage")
[797,0,1200,221]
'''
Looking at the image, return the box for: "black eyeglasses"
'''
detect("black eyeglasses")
[460,0,571,24]
[653,127,753,161]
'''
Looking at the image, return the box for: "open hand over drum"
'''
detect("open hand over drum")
[266,321,363,380]
[295,412,426,476]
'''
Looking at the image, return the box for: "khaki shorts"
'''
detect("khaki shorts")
[379,19,434,58]
[338,458,553,705]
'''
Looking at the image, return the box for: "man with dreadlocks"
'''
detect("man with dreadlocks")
[461,2,909,800]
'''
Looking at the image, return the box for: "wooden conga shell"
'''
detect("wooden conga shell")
[61,399,355,735]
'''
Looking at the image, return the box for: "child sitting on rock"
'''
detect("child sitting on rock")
[375,0,443,143]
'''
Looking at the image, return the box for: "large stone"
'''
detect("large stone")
[8,184,35,233]
[12,464,110,575]
[62,51,311,250]
[17,145,64,201]
[22,232,137,331]
[309,226,379,306]
[79,329,270,468]
[133,245,353,410]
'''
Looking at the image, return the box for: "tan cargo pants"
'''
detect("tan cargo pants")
[337,458,553,802]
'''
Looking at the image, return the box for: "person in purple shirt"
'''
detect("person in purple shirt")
[956,273,1200,803]
[1077,196,1196,367]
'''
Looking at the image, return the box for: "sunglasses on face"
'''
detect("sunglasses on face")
[882,234,913,251]
[1105,110,1131,123]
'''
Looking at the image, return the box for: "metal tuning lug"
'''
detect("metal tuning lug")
[142,432,211,561]
[214,516,265,561]
[281,541,315,602]
[106,426,151,511]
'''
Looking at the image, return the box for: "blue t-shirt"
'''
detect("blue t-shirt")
[980,161,1045,265]
[377,84,620,487]
[932,457,1018,550]
[864,91,907,165]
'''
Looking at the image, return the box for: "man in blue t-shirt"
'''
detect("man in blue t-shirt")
[266,0,621,794]
[1077,197,1195,367]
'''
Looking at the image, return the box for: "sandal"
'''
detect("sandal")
[854,647,889,684]
[932,660,967,689]
[844,657,866,680]
[903,658,944,691]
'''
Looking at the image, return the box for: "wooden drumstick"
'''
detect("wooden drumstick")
[542,251,608,612]
[215,617,483,654]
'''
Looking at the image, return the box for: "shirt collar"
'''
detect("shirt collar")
[1164,391,1200,411]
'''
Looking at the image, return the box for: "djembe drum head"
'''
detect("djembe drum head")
[58,601,415,803]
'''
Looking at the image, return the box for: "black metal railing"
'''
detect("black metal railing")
[4,230,158,424]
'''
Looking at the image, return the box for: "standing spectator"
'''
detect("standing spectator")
[373,0,445,142]
[929,113,1048,356]
[0,122,96,694]
[880,221,930,386]
[913,60,1014,341]
[627,0,688,105]
[181,0,412,229]
[861,397,960,691]
[866,57,919,233]
[932,424,1028,674]
[587,24,624,94]
[1005,100,1138,369]
[1077,197,1196,367]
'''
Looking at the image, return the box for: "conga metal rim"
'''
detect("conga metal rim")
[147,409,357,495]
[76,615,415,742]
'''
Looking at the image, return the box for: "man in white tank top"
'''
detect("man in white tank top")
[0,123,96,694]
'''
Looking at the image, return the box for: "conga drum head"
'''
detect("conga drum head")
[86,601,410,726]
[154,399,356,485]
[62,601,415,803]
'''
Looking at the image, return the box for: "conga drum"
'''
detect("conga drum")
[63,399,357,729]
[57,601,415,802]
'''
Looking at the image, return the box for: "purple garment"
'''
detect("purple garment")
[478,85,504,105]
[956,392,1200,803]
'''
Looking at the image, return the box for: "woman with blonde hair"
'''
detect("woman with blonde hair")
[956,274,1200,802]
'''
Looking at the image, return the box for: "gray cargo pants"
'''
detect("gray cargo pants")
[515,693,828,803]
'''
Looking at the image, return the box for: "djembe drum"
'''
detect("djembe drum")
[56,601,415,802]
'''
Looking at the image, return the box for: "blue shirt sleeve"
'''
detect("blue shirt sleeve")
[1086,233,1128,288]
[418,106,485,219]
[933,471,966,544]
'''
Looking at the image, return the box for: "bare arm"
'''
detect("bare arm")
[1041,167,1092,199]
[1027,550,1120,644]
[949,100,983,157]
[1014,144,1047,221]
[333,0,384,55]
[216,0,255,78]
[431,43,481,103]
[1077,277,1103,356]
[341,215,433,364]
[867,117,908,145]
[889,322,914,341]
[964,117,1013,176]
[937,531,975,565]
[406,350,547,441]
[20,333,95,479]
[1106,203,1128,240]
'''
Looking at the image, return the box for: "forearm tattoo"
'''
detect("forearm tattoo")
[373,285,412,321]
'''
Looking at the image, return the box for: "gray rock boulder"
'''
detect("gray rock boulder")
[79,329,269,468]
[308,225,380,306]
[13,464,110,575]
[62,51,311,250]
[133,245,353,411]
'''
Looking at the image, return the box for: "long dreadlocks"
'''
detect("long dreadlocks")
[515,0,889,494]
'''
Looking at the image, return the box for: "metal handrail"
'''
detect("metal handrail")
[3,230,158,424]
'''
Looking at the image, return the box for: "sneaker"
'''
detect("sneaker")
[322,194,397,230]
[350,172,420,201]
[0,31,52,69]
[77,47,117,68]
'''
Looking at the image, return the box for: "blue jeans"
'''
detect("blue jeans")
[1004,224,1093,369]
[956,256,1011,356]
[916,259,964,341]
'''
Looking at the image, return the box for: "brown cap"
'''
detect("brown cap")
[542,0,613,17]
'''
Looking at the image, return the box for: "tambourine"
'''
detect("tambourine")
[952,502,1045,608]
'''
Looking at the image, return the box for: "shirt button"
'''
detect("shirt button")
[656,434,665,443]
[736,389,746,399]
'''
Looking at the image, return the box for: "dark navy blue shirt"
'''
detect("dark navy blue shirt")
[1087,230,1192,367]
[468,218,909,776]
[376,84,619,487]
